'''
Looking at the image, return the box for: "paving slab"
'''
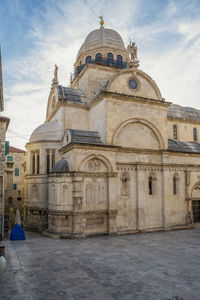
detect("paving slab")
[0,229,200,300]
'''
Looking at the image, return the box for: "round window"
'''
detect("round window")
[128,79,138,90]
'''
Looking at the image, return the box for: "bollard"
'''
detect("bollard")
[0,254,6,273]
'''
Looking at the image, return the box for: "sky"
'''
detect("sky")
[0,0,200,150]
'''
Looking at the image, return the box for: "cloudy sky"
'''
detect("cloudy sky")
[0,0,200,149]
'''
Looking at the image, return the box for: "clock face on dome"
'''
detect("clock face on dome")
[128,79,138,90]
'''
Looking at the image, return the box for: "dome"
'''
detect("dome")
[77,27,126,59]
[51,158,70,173]
[29,120,62,143]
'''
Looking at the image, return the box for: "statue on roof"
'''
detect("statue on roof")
[127,42,138,61]
[52,64,58,85]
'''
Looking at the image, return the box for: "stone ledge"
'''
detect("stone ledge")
[41,224,194,239]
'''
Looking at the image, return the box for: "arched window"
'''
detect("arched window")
[173,176,177,195]
[193,127,197,142]
[117,55,123,65]
[37,153,40,174]
[85,56,92,64]
[46,150,50,173]
[32,153,35,174]
[173,124,177,140]
[95,53,102,63]
[107,52,113,63]
[149,176,153,195]
[52,150,55,169]
[173,174,179,195]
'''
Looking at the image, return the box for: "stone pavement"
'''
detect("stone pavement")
[0,229,200,300]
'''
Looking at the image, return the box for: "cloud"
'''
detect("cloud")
[2,0,200,149]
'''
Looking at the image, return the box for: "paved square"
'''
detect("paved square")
[1,229,200,300]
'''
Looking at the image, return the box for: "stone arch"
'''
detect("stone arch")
[191,182,200,199]
[106,68,162,100]
[191,182,200,223]
[112,118,164,149]
[79,154,113,173]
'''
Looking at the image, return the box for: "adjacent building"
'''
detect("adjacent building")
[0,48,9,240]
[25,20,200,237]
[4,146,26,226]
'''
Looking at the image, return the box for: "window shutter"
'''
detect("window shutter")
[15,168,19,176]
[5,141,9,155]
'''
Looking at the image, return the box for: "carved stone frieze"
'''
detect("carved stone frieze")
[78,172,117,178]
[26,206,47,213]
[121,172,130,197]
[73,209,117,215]
[194,183,200,191]
[117,163,200,173]
[48,209,72,216]
[117,166,136,171]
[88,159,101,171]
[73,197,82,209]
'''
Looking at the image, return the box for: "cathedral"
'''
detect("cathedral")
[25,19,200,237]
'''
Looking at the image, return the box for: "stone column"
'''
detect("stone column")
[107,174,117,235]
[185,169,191,225]
[72,175,83,237]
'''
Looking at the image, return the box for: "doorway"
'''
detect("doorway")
[192,200,200,223]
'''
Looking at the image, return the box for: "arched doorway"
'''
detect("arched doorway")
[191,182,200,223]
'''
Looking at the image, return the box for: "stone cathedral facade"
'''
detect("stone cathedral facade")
[25,20,200,237]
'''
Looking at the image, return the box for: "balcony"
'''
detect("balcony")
[72,58,127,81]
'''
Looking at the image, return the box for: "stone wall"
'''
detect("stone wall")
[4,151,26,225]
[167,119,200,142]
[0,117,9,239]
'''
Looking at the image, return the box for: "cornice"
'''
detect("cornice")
[167,116,200,125]
[59,142,119,154]
[48,209,118,216]
[89,90,171,109]
[117,162,200,172]
[0,116,10,129]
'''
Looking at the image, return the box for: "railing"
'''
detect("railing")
[72,58,127,81]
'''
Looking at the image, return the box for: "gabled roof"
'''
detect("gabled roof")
[69,129,102,144]
[168,139,200,153]
[57,85,85,103]
[51,158,69,173]
[9,146,26,153]
[167,104,200,123]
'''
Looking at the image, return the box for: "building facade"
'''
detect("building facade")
[4,146,26,226]
[0,48,9,240]
[25,21,200,237]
